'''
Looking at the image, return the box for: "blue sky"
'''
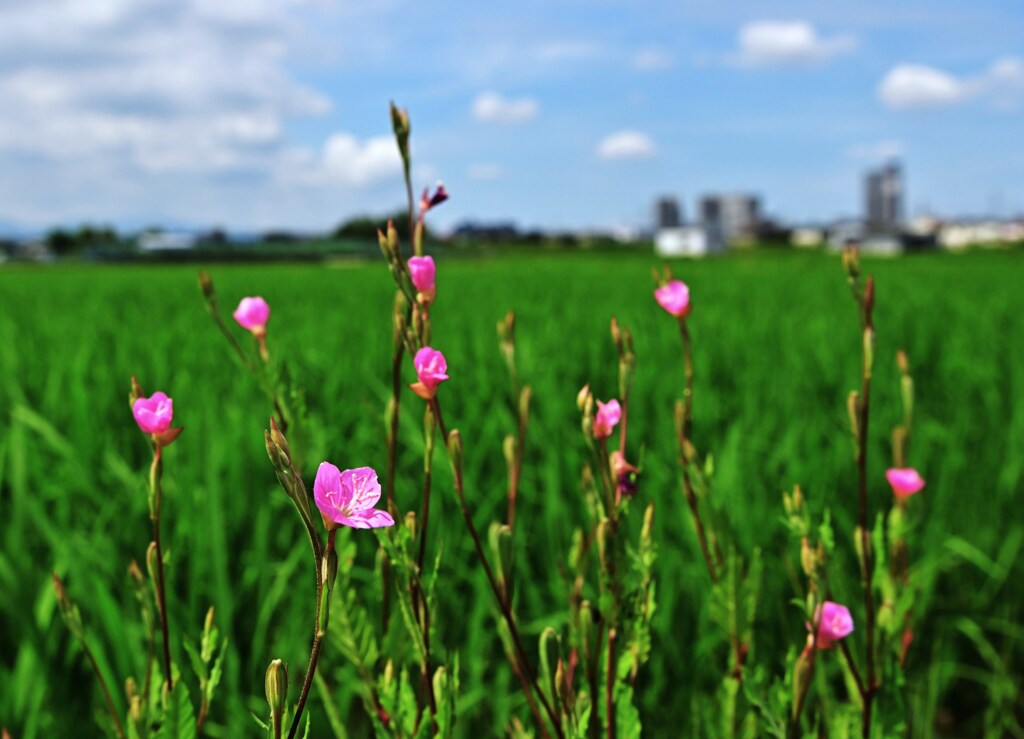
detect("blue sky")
[0,0,1022,234]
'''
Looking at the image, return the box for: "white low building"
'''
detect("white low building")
[654,226,725,257]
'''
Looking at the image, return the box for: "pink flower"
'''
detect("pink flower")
[418,182,449,215]
[593,399,622,440]
[886,468,925,499]
[133,392,174,434]
[233,297,270,335]
[314,463,395,530]
[408,256,436,305]
[812,601,854,649]
[654,280,691,317]
[410,346,449,400]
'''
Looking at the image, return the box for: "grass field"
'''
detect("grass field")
[1,249,1022,737]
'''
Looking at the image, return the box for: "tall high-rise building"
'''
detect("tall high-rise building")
[699,193,760,242]
[655,196,682,229]
[865,161,903,234]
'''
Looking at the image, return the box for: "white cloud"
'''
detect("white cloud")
[0,0,331,174]
[735,21,856,67]
[472,92,539,124]
[467,163,503,180]
[596,130,656,160]
[878,57,1024,109]
[633,47,675,72]
[321,134,402,185]
[878,65,964,108]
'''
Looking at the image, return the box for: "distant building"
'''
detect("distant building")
[138,230,198,251]
[791,228,825,248]
[654,196,682,230]
[655,226,725,257]
[699,194,760,243]
[865,161,903,234]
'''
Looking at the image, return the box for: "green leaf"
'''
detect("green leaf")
[181,639,207,684]
[157,680,197,739]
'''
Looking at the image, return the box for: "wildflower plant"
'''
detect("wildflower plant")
[46,102,950,739]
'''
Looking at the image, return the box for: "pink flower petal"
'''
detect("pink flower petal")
[132,391,174,434]
[654,280,691,317]
[886,468,925,498]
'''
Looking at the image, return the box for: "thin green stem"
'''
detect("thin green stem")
[149,445,173,691]
[431,399,564,739]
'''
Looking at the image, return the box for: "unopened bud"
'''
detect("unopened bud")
[389,101,410,160]
[518,385,532,424]
[610,317,622,353]
[447,430,463,474]
[792,485,804,512]
[432,666,449,706]
[595,519,610,575]
[129,375,144,407]
[503,435,517,469]
[488,522,514,597]
[126,677,143,723]
[800,537,816,576]
[853,526,870,577]
[265,659,288,726]
[384,397,397,437]
[197,270,215,301]
[896,349,909,375]
[404,511,417,541]
[576,384,591,412]
[127,560,144,586]
[424,405,436,461]
[268,417,292,468]
[842,246,860,279]
[862,327,875,379]
[146,542,159,587]
[847,391,860,441]
[383,659,395,688]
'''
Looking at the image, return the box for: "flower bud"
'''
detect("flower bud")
[847,391,860,441]
[126,677,143,723]
[518,385,532,424]
[610,317,623,353]
[488,522,514,598]
[800,537,816,576]
[197,270,215,302]
[389,102,410,161]
[447,430,463,475]
[862,327,875,379]
[503,434,517,469]
[404,511,417,541]
[654,279,691,317]
[576,384,592,412]
[265,659,288,728]
[233,297,270,337]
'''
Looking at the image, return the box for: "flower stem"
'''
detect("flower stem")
[431,399,564,739]
[83,639,127,739]
[288,529,334,739]
[149,445,173,692]
[675,320,719,582]
[854,283,877,738]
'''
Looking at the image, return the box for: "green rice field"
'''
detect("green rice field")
[1,249,1021,736]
